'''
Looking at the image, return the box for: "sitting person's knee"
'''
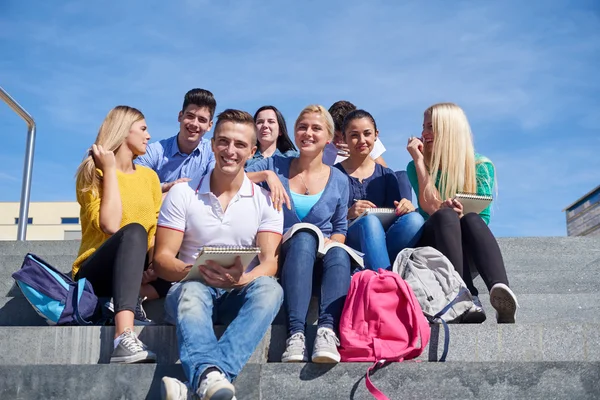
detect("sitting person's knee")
[402,211,425,228]
[250,276,284,307]
[431,207,460,223]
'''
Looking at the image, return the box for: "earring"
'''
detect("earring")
[326,141,331,144]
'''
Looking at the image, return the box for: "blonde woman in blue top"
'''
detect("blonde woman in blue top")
[246,105,351,365]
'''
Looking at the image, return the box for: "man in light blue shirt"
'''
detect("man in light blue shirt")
[135,89,217,192]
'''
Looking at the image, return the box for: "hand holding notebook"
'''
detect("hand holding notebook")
[452,192,493,215]
[182,246,261,283]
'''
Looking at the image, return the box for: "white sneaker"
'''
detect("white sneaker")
[161,377,191,400]
[198,371,235,400]
[281,332,308,362]
[311,327,341,363]
[490,283,519,323]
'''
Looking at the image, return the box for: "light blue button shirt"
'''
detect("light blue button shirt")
[135,134,215,184]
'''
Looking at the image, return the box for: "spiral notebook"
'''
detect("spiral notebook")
[182,246,261,282]
[348,208,397,230]
[453,192,493,215]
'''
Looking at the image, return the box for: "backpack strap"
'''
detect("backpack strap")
[365,360,391,400]
[429,287,470,362]
[73,278,94,326]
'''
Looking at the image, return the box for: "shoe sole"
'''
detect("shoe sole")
[205,386,235,400]
[490,283,518,324]
[110,352,157,364]
[311,351,341,363]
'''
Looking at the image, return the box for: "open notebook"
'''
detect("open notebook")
[348,208,397,230]
[283,223,364,268]
[182,246,261,282]
[453,192,493,215]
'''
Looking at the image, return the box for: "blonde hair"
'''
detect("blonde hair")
[75,106,145,195]
[423,103,491,202]
[294,105,335,140]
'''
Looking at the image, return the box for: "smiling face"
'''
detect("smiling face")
[211,121,257,176]
[178,105,213,146]
[294,112,330,156]
[344,117,378,158]
[125,119,151,156]
[255,109,280,149]
[422,112,434,151]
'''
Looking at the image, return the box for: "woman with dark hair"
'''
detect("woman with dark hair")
[247,105,298,166]
[336,109,424,272]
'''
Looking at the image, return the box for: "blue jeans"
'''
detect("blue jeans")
[164,276,283,391]
[346,212,424,271]
[280,231,352,335]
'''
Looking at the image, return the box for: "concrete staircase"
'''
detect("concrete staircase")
[0,238,599,399]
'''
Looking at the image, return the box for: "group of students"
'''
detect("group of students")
[72,88,519,400]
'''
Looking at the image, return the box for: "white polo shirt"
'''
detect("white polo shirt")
[157,169,283,271]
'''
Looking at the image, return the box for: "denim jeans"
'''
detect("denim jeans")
[346,212,424,271]
[280,231,351,335]
[164,276,283,391]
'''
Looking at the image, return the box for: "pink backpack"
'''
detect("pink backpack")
[339,269,431,400]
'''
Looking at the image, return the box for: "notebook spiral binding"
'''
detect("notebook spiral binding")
[199,246,261,254]
[454,192,493,201]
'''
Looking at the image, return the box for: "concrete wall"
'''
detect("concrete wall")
[0,202,81,241]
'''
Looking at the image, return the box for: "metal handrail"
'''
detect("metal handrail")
[0,86,36,241]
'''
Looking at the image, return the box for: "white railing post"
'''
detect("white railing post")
[0,86,36,241]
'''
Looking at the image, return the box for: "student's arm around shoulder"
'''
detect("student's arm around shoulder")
[153,182,192,282]
[246,157,291,211]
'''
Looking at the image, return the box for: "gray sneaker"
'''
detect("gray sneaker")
[281,332,308,362]
[161,377,192,400]
[198,371,235,400]
[312,327,340,363]
[490,283,519,323]
[110,328,156,364]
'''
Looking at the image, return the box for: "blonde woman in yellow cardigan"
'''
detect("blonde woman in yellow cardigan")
[73,106,161,364]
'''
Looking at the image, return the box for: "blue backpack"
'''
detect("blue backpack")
[12,253,100,325]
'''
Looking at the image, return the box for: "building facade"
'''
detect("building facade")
[0,202,81,240]
[563,185,600,237]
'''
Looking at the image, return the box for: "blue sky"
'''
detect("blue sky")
[0,0,598,237]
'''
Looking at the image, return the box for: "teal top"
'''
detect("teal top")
[406,153,495,225]
[290,190,324,221]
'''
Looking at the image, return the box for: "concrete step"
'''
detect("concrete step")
[2,255,599,298]
[0,362,598,400]
[0,323,598,365]
[3,288,599,327]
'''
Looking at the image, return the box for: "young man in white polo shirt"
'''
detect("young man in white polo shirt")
[153,109,284,400]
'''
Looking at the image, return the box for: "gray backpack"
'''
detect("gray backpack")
[392,246,474,323]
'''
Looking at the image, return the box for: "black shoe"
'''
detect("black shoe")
[461,295,487,323]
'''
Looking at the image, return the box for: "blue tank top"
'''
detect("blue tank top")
[291,190,324,220]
